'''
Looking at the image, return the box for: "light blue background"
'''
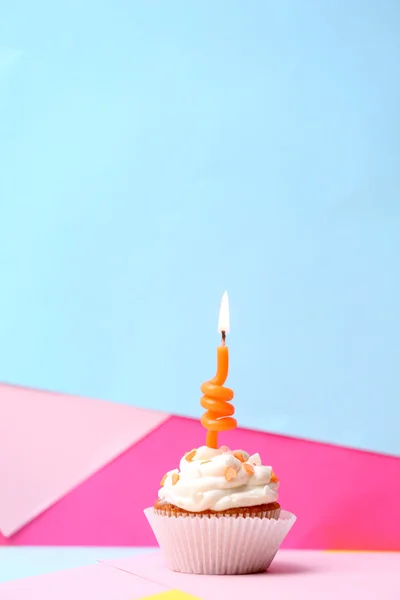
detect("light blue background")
[0,0,399,455]
[0,547,149,583]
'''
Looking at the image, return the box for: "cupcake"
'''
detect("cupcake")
[145,292,296,574]
[145,445,296,575]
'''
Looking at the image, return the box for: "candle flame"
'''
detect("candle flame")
[218,291,230,333]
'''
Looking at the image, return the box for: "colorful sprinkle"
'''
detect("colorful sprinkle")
[185,449,197,462]
[233,451,246,463]
[224,466,237,481]
[243,463,255,474]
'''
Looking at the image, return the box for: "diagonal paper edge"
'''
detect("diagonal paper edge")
[0,384,170,537]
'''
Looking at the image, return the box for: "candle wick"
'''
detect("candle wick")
[221,331,226,346]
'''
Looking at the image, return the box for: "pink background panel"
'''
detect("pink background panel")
[0,384,169,537]
[1,415,399,550]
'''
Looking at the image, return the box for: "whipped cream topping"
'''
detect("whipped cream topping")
[158,445,279,513]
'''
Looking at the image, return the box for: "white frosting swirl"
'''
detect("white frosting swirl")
[158,446,279,512]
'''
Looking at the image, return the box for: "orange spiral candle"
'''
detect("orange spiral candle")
[200,292,237,448]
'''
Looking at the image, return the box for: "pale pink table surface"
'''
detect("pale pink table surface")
[0,562,167,600]
[101,550,400,600]
[1,550,399,599]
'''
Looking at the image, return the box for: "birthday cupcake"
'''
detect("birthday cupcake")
[145,445,296,575]
[144,293,296,574]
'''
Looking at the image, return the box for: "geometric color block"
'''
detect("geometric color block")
[139,591,201,600]
[1,389,398,550]
[0,384,168,537]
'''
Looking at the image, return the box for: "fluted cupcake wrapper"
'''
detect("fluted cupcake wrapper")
[144,507,296,575]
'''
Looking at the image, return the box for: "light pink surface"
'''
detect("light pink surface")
[0,384,168,538]
[0,563,167,600]
[1,398,399,549]
[102,550,400,600]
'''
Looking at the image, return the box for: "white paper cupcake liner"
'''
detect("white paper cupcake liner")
[144,507,296,575]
